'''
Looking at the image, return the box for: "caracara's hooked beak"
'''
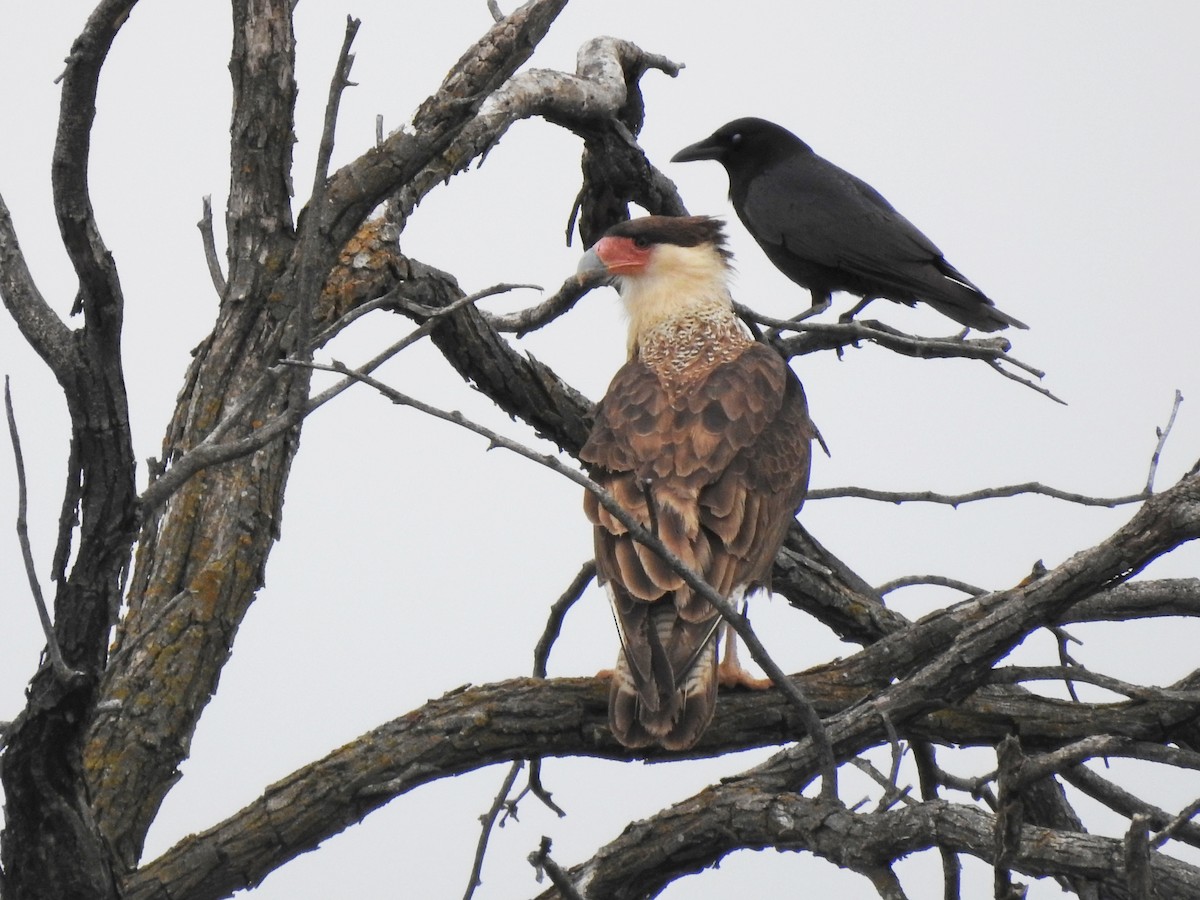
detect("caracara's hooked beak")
[571,236,648,289]
[576,235,651,288]
[576,245,610,286]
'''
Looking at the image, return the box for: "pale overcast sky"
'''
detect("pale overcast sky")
[2,3,1200,898]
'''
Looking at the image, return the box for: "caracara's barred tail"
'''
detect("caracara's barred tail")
[608,596,720,751]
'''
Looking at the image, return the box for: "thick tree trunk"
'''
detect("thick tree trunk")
[81,0,302,869]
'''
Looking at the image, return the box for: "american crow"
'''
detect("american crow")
[672,117,1026,332]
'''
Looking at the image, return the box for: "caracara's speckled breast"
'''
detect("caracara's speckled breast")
[634,307,753,399]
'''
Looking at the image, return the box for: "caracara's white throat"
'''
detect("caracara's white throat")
[615,243,735,357]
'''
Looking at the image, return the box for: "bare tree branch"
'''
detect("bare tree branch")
[464,760,524,900]
[311,16,360,197]
[318,0,573,254]
[468,562,595,895]
[813,390,1184,511]
[1123,814,1154,900]
[1145,389,1184,494]
[0,192,76,377]
[770,315,1063,403]
[487,272,599,337]
[114,595,1200,900]
[529,837,587,900]
[115,454,1200,899]
[532,793,1200,900]
[196,195,226,298]
[4,378,78,683]
[877,574,987,597]
[2,3,143,893]
[53,0,137,328]
[987,665,1200,702]
[1152,795,1200,850]
[387,35,684,234]
[136,280,531,515]
[1063,765,1200,851]
[533,561,596,679]
[810,481,1150,508]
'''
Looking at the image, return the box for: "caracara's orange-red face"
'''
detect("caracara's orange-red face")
[590,234,653,276]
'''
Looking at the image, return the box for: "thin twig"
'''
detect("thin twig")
[1145,390,1183,494]
[809,482,1149,509]
[1152,794,1200,850]
[877,574,987,597]
[309,295,396,349]
[1050,625,1082,702]
[986,665,1200,703]
[816,379,1182,511]
[283,15,362,421]
[526,760,565,818]
[517,562,596,824]
[533,561,596,678]
[938,767,999,809]
[486,271,601,337]
[462,759,524,900]
[986,357,1064,404]
[876,706,907,812]
[1064,765,1200,851]
[196,195,226,298]
[764,311,1063,403]
[528,837,585,900]
[4,377,79,682]
[486,0,504,22]
[844,758,914,810]
[464,561,591,888]
[139,282,533,514]
[295,358,839,800]
[312,17,360,198]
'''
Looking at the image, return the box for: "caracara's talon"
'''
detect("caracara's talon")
[715,624,773,690]
[716,664,772,691]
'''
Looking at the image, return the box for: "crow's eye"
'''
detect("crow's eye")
[730,132,743,145]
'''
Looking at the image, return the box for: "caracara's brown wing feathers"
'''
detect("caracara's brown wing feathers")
[581,343,814,750]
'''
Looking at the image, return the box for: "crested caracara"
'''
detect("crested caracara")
[577,214,817,751]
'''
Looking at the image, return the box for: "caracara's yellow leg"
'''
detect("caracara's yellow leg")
[716,622,772,689]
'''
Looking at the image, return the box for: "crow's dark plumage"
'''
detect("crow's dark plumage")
[672,117,1026,332]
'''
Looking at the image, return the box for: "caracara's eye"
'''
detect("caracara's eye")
[632,236,651,249]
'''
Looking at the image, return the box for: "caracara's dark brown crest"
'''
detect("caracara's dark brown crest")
[601,215,732,261]
[578,214,816,751]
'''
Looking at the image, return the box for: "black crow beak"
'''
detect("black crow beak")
[671,136,723,163]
